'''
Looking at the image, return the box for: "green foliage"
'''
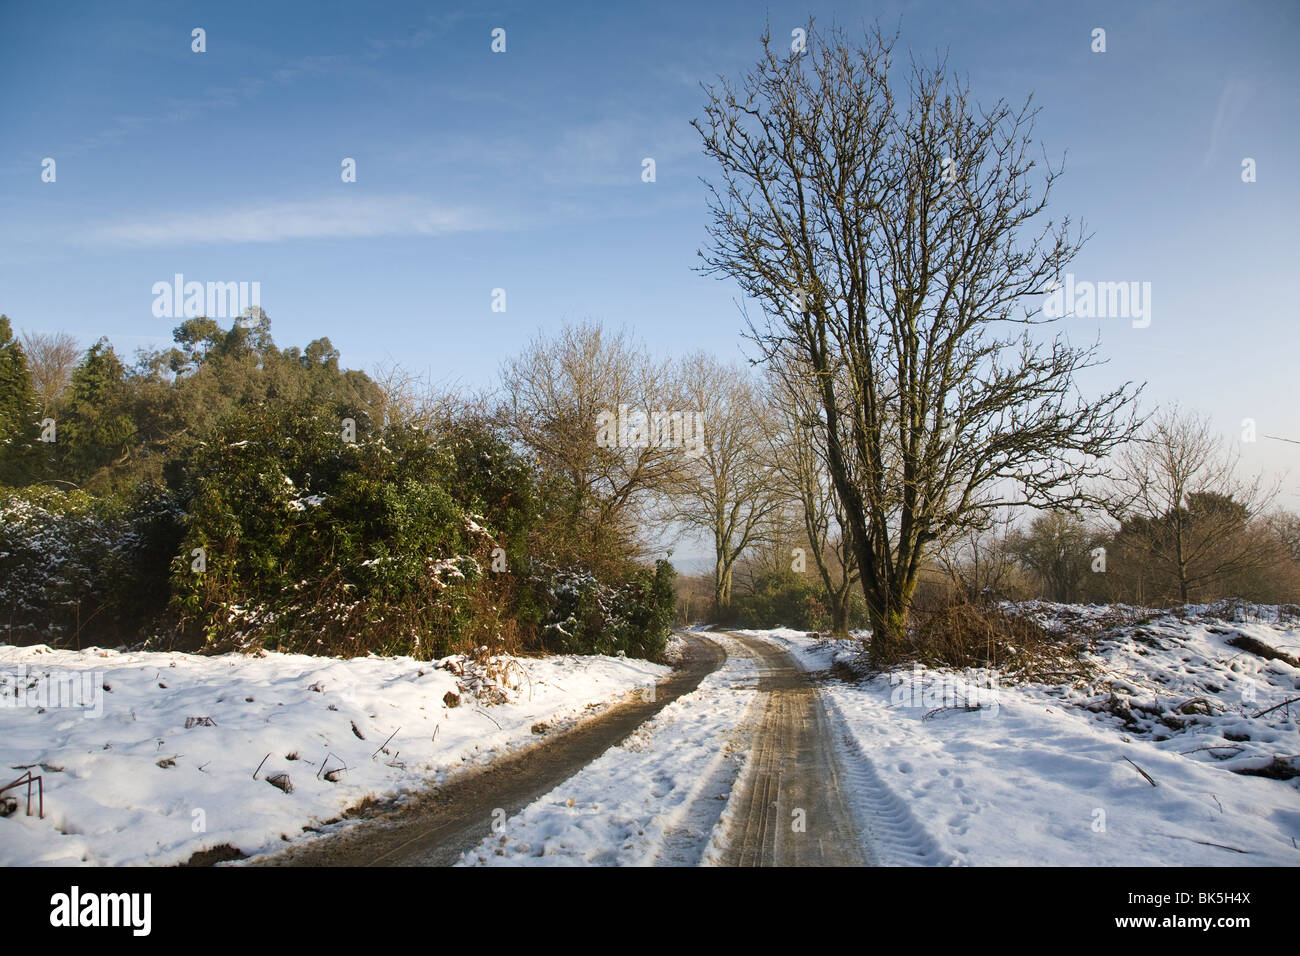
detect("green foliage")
[0,484,180,643]
[0,311,678,662]
[535,560,676,659]
[0,315,40,485]
[59,339,136,489]
[171,403,475,656]
[730,572,833,631]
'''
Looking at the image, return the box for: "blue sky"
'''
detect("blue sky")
[2,0,1298,502]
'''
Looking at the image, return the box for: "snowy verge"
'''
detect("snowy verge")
[738,608,1300,866]
[0,642,667,866]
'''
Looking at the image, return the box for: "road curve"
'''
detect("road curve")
[248,634,726,867]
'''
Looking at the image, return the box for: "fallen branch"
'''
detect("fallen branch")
[921,702,982,720]
[1193,839,1247,854]
[1178,745,1244,757]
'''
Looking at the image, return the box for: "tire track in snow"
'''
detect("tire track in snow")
[459,634,764,866]
[733,632,952,866]
[820,691,954,866]
[709,635,866,866]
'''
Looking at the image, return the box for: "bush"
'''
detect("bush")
[1,401,679,664]
[169,403,504,657]
[534,560,676,660]
[729,571,864,632]
[908,598,1089,682]
[0,483,180,645]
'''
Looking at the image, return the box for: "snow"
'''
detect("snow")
[740,604,1300,865]
[6,603,1296,868]
[287,493,327,511]
[0,642,666,866]
[459,634,763,866]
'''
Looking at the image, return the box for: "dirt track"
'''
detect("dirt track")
[248,631,869,867]
[248,634,726,867]
[716,634,866,866]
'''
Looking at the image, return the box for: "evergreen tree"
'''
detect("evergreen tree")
[0,315,40,486]
[60,338,137,487]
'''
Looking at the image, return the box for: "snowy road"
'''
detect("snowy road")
[252,631,876,866]
[253,633,731,866]
[10,606,1293,866]
[711,635,866,866]
[458,631,872,866]
[251,613,1300,867]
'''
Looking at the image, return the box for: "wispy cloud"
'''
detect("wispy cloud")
[1202,76,1253,169]
[85,195,499,246]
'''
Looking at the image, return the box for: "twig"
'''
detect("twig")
[1252,696,1300,719]
[1123,755,1157,786]
[316,752,347,780]
[252,752,271,780]
[922,702,981,720]
[1193,839,1247,854]
[371,726,401,760]
[473,708,501,729]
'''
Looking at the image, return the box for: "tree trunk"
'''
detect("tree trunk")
[713,554,734,620]
[830,594,850,636]
[867,604,908,663]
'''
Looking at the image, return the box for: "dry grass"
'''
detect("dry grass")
[907,600,1094,684]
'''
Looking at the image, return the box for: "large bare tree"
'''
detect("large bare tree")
[694,24,1140,658]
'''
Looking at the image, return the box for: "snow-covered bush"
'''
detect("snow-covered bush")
[534,560,675,660]
[0,484,181,643]
[169,403,512,657]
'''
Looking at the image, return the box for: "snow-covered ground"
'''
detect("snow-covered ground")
[741,604,1300,866]
[0,642,666,866]
[459,633,762,866]
[6,606,1296,868]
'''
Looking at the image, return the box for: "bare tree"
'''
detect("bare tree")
[1112,406,1280,603]
[1266,509,1300,566]
[371,356,473,430]
[1006,509,1097,602]
[929,509,1024,603]
[20,330,80,415]
[498,321,683,571]
[760,355,859,633]
[694,23,1140,658]
[672,352,782,615]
